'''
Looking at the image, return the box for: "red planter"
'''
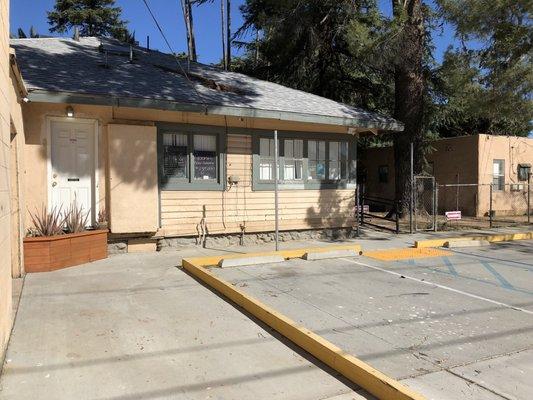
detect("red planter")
[23,229,108,273]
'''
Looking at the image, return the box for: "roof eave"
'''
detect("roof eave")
[27,90,405,132]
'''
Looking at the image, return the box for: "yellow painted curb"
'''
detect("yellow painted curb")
[415,231,533,248]
[364,248,451,261]
[182,252,426,400]
[186,243,362,267]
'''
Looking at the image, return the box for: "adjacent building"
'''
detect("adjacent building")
[360,134,533,217]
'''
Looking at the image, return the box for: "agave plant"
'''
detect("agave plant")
[97,207,107,224]
[28,205,66,237]
[64,200,90,234]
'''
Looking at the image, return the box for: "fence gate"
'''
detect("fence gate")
[414,175,436,231]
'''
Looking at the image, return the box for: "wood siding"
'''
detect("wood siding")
[160,134,356,237]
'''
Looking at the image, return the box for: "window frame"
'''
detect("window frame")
[157,123,226,191]
[252,132,357,191]
[492,159,505,191]
[518,164,531,182]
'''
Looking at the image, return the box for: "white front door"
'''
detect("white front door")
[50,120,96,222]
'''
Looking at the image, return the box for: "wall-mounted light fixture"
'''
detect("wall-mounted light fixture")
[66,106,74,118]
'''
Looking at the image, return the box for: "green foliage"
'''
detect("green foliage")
[435,0,532,136]
[47,0,131,41]
[235,0,393,113]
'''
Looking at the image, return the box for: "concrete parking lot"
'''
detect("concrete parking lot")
[1,236,531,400]
[0,251,371,400]
[213,240,533,399]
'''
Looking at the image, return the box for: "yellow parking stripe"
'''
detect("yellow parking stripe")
[364,247,451,261]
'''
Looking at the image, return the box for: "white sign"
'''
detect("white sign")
[445,211,462,221]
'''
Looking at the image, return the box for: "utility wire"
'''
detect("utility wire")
[141,0,208,110]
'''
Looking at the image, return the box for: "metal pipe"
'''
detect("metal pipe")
[433,178,438,232]
[409,142,414,234]
[274,130,279,251]
[356,184,360,236]
[527,172,531,224]
[489,183,493,228]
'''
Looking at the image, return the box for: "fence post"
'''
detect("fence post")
[360,184,365,227]
[396,200,400,234]
[409,143,414,234]
[527,172,531,224]
[489,184,493,229]
[356,185,361,236]
[433,179,438,232]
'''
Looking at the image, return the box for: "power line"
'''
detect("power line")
[141,0,208,110]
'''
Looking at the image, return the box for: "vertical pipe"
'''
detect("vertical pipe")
[409,142,414,234]
[274,130,279,251]
[433,178,438,232]
[527,173,531,224]
[395,200,400,234]
[489,183,493,228]
[356,184,360,237]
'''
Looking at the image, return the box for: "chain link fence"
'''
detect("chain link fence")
[435,182,531,230]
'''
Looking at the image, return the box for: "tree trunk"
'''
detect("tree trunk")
[183,0,197,61]
[392,0,425,215]
[221,0,227,69]
[225,0,231,70]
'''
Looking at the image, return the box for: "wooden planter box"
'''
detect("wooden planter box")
[23,229,108,273]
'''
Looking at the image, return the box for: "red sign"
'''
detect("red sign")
[445,211,462,220]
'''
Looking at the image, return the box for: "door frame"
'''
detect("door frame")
[46,116,100,224]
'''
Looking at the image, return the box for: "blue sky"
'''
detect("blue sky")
[10,0,458,65]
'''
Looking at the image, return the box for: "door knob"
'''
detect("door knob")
[52,182,57,187]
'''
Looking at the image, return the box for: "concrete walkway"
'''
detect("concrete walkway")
[0,251,371,400]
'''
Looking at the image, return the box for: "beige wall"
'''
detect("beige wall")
[21,102,357,237]
[0,0,12,360]
[478,134,533,216]
[108,124,158,233]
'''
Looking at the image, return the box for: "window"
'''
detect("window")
[378,165,389,183]
[518,164,531,181]
[328,141,348,180]
[159,126,224,190]
[492,159,505,191]
[308,140,326,180]
[193,135,217,180]
[254,134,355,190]
[163,133,188,179]
[283,139,303,181]
[259,138,275,180]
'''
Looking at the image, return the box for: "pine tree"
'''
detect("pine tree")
[47,0,130,41]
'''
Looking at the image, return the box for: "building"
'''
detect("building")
[360,134,533,217]
[7,36,402,254]
[1,0,26,361]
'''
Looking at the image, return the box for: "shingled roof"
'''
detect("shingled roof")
[10,37,403,132]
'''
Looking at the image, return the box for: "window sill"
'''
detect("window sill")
[160,181,225,191]
[253,181,356,191]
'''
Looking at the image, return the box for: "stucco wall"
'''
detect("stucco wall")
[360,135,533,217]
[108,124,158,233]
[0,0,12,359]
[478,134,533,216]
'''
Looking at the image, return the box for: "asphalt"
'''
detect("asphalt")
[0,251,371,400]
[212,240,533,399]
